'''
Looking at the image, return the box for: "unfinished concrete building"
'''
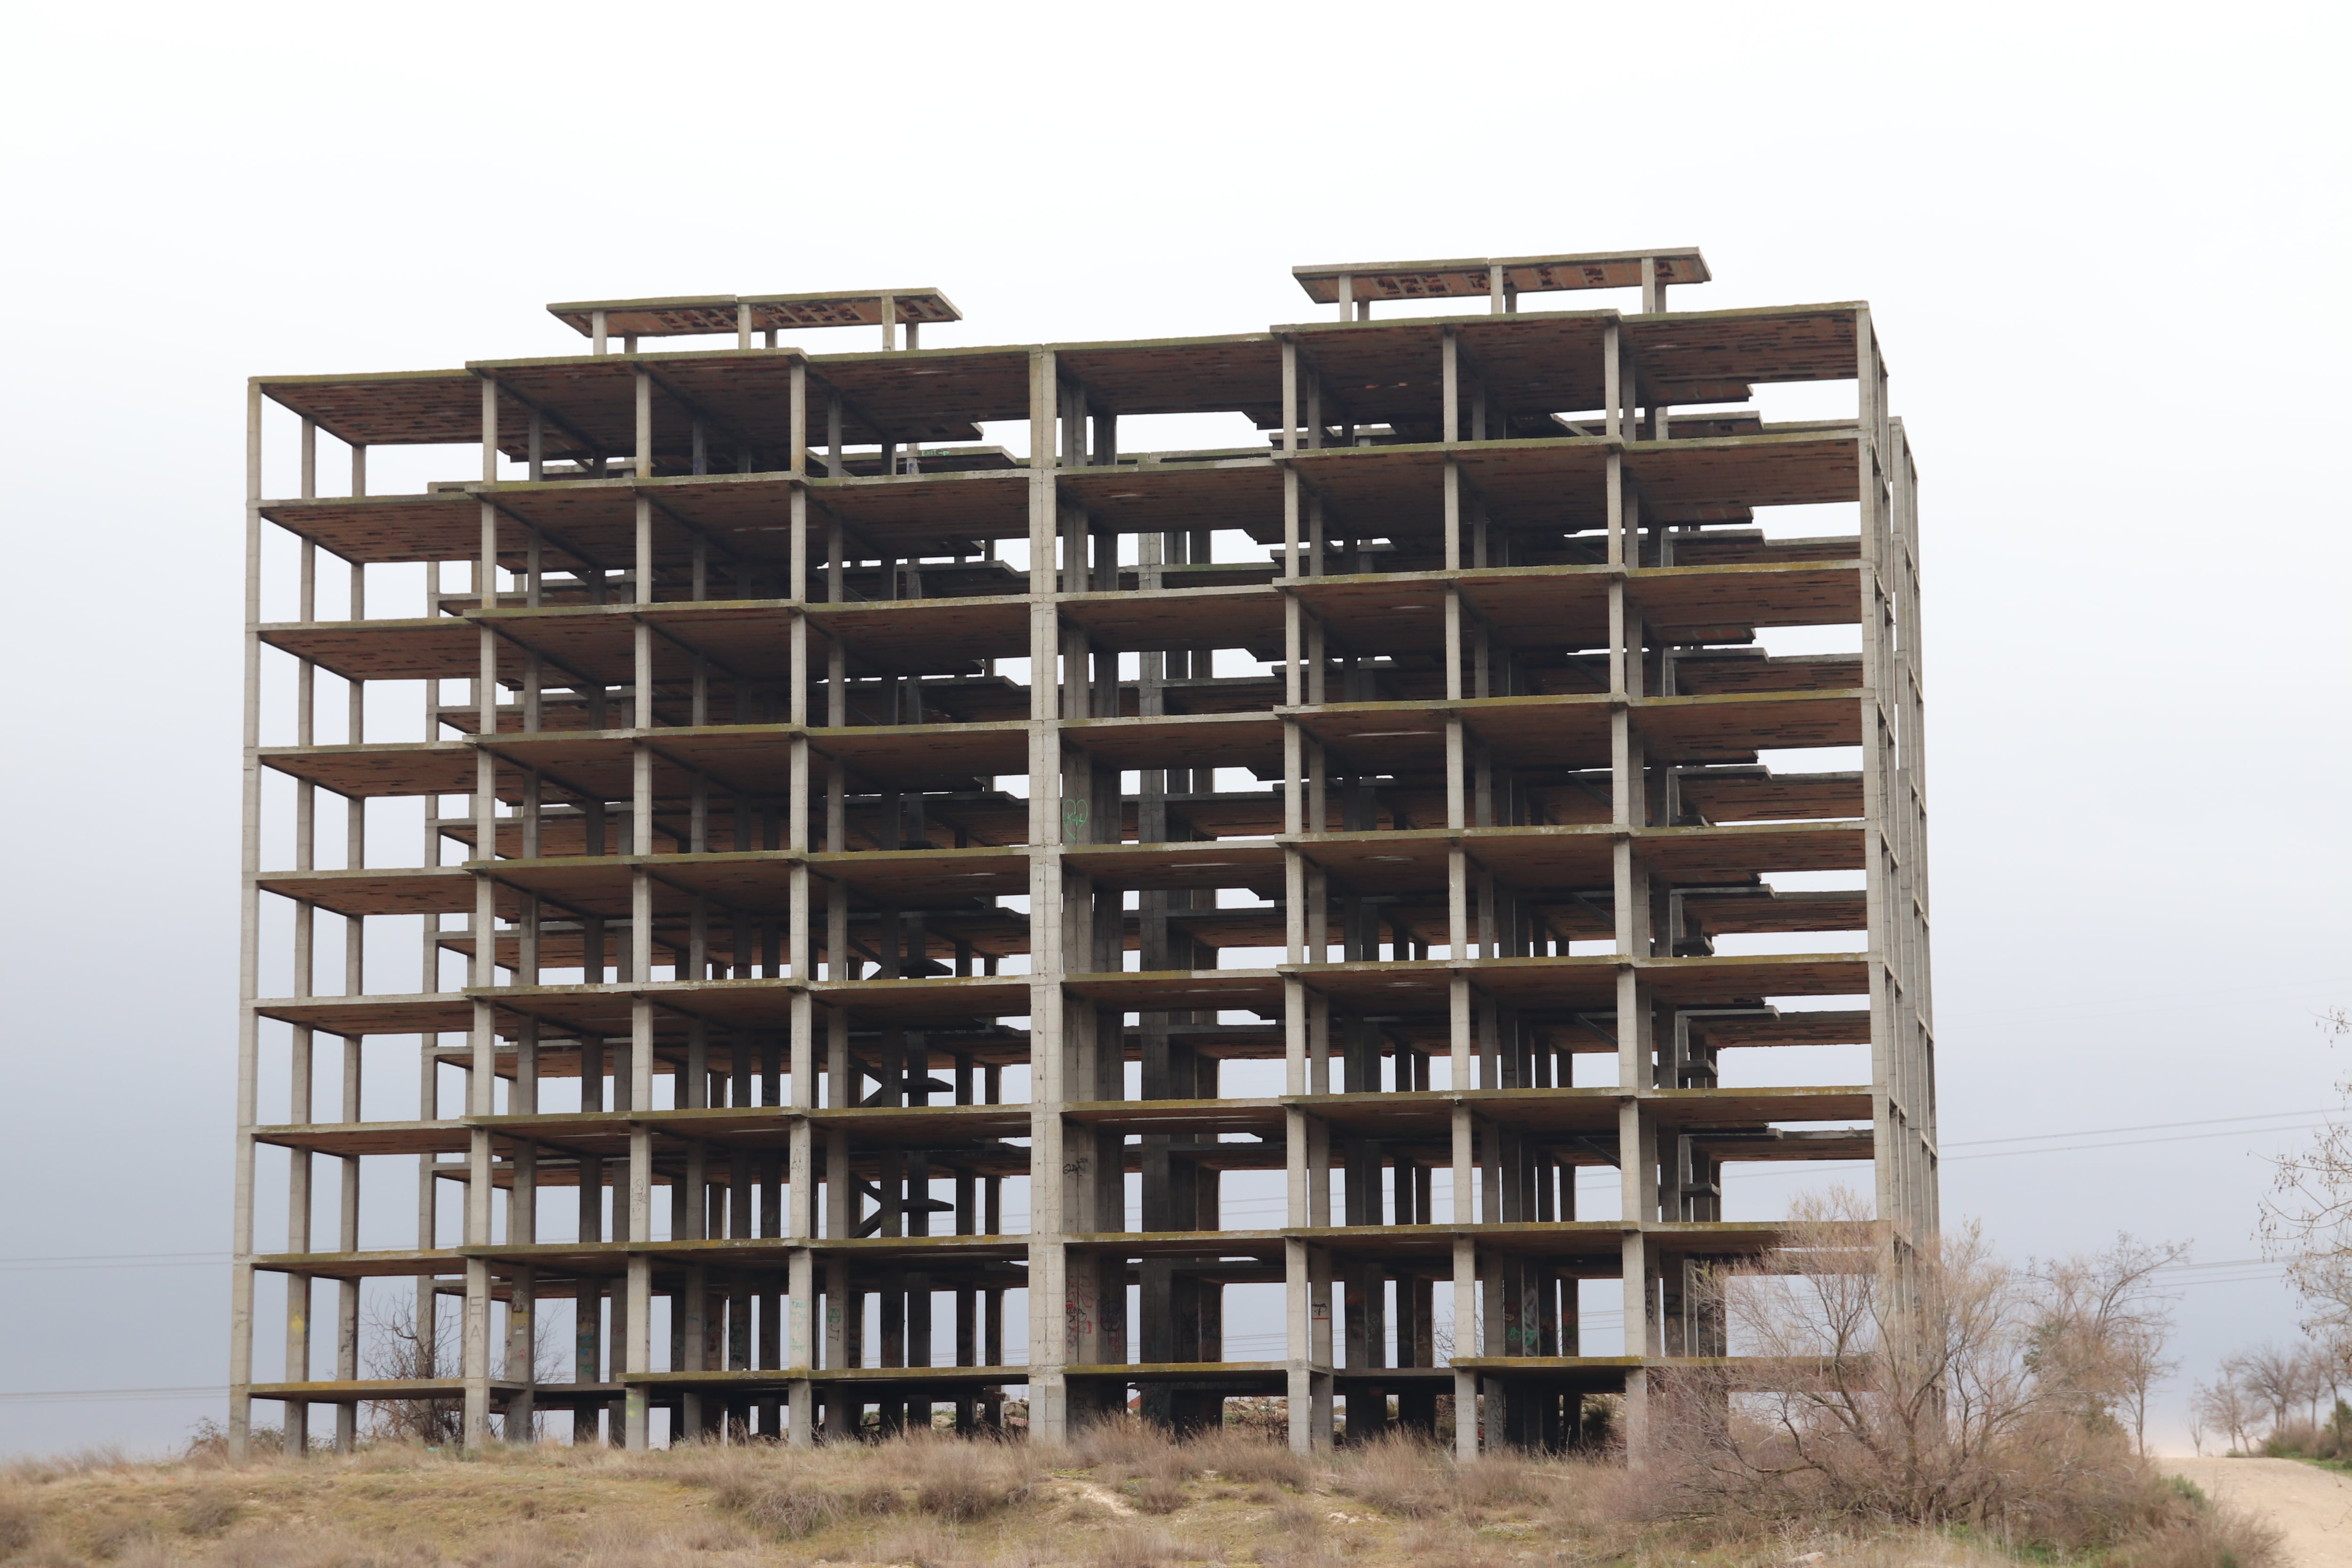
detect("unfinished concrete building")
[230,250,1935,1457]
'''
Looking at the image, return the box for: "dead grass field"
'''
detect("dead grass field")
[0,1431,2263,1568]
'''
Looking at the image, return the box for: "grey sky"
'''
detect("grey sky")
[1,1,2345,1456]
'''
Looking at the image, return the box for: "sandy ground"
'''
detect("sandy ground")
[2168,1458,2352,1568]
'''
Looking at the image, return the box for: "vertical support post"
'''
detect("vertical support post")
[1024,344,1072,1444]
[230,380,263,1460]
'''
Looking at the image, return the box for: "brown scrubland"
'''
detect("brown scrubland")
[0,1420,2272,1568]
[0,1197,2280,1568]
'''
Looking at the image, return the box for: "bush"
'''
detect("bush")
[903,1436,1035,1521]
[1184,1428,1307,1489]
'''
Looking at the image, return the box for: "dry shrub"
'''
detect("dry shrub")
[1452,1449,1558,1513]
[1328,1433,1452,1518]
[1397,1519,1512,1566]
[695,1430,1036,1538]
[1329,1433,1599,1525]
[869,1519,980,1568]
[1643,1191,2283,1565]
[2106,1501,2283,1568]
[1268,1493,1324,1536]
[0,1449,134,1486]
[0,1495,34,1556]
[1071,1419,1197,1513]
[1082,1523,1189,1568]
[172,1487,242,1537]
[901,1433,1038,1521]
[708,1472,839,1539]
[1182,1427,1307,1489]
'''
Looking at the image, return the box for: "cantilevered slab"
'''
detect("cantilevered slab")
[806,719,1029,791]
[1678,767,1862,823]
[259,493,479,565]
[805,344,1033,432]
[1056,581,1287,655]
[1683,888,1867,936]
[1059,458,1287,537]
[1690,1008,1872,1048]
[547,289,961,341]
[1628,562,1864,637]
[1632,689,1865,762]
[1054,334,1285,417]
[806,595,1032,672]
[805,845,1032,904]
[808,974,1032,1025]
[1058,712,1285,773]
[1059,840,1286,893]
[749,288,961,329]
[1062,968,1285,1015]
[1622,304,1863,390]
[253,993,476,1036]
[257,866,486,918]
[257,369,483,447]
[1293,249,1709,306]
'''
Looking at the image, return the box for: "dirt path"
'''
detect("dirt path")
[2168,1457,2352,1568]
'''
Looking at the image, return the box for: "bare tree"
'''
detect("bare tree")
[1655,1187,2114,1528]
[2288,1251,2352,1417]
[362,1296,461,1444]
[2027,1234,2188,1455]
[2190,1377,2255,1455]
[2264,1008,2352,1266]
[2231,1344,2303,1436]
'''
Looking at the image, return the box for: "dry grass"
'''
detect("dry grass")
[0,1426,2273,1568]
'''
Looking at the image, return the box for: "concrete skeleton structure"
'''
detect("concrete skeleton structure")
[230,250,1935,1458]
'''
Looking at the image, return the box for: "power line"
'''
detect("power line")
[1946,1108,2342,1147]
[0,1385,225,1404]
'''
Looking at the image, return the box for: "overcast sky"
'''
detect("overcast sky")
[1,2,2345,1456]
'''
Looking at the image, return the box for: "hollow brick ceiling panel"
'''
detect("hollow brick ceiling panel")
[254,868,486,919]
[1676,769,1862,823]
[1291,576,1456,656]
[259,741,481,798]
[1449,314,1614,414]
[1634,823,1866,879]
[255,994,476,1035]
[808,722,1030,790]
[1637,954,1870,1003]
[1061,713,1287,773]
[810,975,1032,1025]
[806,848,1031,903]
[1622,305,1862,391]
[806,469,1032,549]
[1057,584,1285,653]
[1632,691,1863,763]
[1455,568,1616,648]
[1453,440,1615,529]
[1686,890,1868,935]
[1691,1010,1872,1048]
[1055,335,1284,417]
[808,597,1033,670]
[1629,563,1864,635]
[261,494,480,565]
[1058,460,1285,535]
[259,370,483,447]
[1627,433,1862,510]
[261,618,485,682]
[1060,842,1286,893]
[1284,320,1448,431]
[1458,696,1619,770]
[807,346,1033,432]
